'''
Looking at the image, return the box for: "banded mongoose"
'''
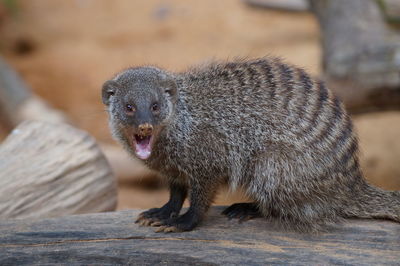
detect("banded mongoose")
[102,57,400,232]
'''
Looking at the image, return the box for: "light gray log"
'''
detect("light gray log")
[0,120,117,220]
[243,0,309,12]
[310,0,400,112]
[0,207,399,265]
[0,56,67,129]
[0,56,31,124]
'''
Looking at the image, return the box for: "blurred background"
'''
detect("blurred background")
[0,0,399,212]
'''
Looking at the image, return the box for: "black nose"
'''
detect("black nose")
[138,123,153,136]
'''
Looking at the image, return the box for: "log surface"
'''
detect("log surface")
[1,207,399,265]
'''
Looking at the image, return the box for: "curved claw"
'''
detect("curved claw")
[135,208,169,227]
[149,221,164,227]
[155,225,182,233]
[135,213,162,227]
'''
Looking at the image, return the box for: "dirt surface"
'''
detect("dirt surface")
[0,0,399,210]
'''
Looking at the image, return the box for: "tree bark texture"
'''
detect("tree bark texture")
[0,207,399,265]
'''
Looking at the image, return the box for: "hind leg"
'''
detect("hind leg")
[222,202,263,222]
[244,150,340,231]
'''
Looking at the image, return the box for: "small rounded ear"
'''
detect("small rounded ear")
[102,80,119,105]
[164,83,177,97]
[161,78,178,101]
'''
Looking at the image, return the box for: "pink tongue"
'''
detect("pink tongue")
[135,138,151,160]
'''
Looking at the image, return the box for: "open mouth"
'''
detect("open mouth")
[133,134,153,160]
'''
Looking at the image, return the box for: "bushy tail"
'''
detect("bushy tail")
[341,182,400,222]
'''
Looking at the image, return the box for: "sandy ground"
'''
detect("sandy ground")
[0,0,399,210]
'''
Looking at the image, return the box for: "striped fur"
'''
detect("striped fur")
[104,57,400,232]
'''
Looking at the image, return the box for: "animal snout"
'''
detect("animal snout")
[138,123,153,136]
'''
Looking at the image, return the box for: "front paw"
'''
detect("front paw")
[154,213,198,233]
[135,207,178,227]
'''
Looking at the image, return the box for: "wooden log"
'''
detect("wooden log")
[310,0,400,112]
[243,0,309,12]
[0,56,31,125]
[0,207,399,265]
[0,55,67,130]
[0,120,117,220]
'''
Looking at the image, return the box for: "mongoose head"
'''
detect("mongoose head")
[102,66,178,160]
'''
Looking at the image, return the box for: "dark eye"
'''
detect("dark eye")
[126,104,135,114]
[151,103,159,112]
